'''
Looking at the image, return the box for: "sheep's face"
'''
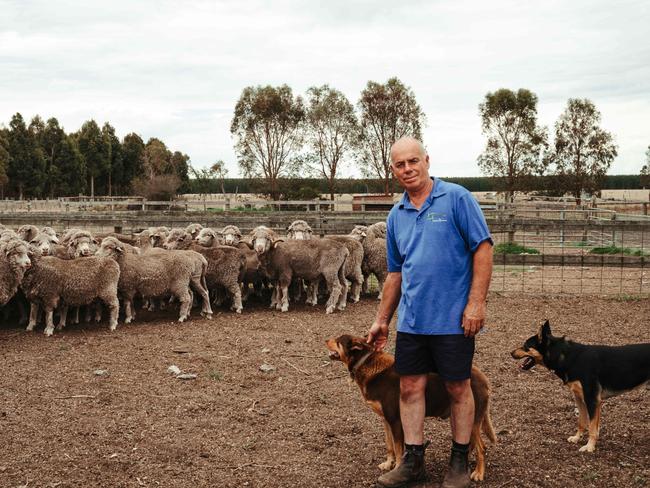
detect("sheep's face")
[29,234,56,256]
[5,241,31,270]
[287,221,312,240]
[97,238,124,258]
[69,233,95,257]
[349,226,367,242]
[250,230,273,255]
[150,233,166,248]
[222,228,242,246]
[186,224,203,238]
[196,228,218,247]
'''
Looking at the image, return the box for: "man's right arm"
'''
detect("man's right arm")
[366,271,402,351]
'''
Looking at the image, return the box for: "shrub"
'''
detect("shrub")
[589,246,646,256]
[493,242,540,254]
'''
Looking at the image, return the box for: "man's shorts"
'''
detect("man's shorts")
[394,331,475,381]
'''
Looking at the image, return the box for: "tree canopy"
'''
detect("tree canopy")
[477,88,548,202]
[549,99,618,204]
[357,77,425,194]
[231,84,306,200]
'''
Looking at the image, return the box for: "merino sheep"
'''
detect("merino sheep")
[196,227,221,247]
[349,224,387,299]
[40,227,58,240]
[286,220,315,301]
[186,223,204,239]
[211,226,264,302]
[17,225,40,242]
[287,220,313,240]
[97,236,212,323]
[0,239,32,306]
[368,221,387,239]
[163,229,245,313]
[29,232,61,257]
[323,235,364,303]
[60,228,83,245]
[220,225,242,246]
[250,226,348,314]
[67,230,97,257]
[149,227,170,248]
[21,251,120,336]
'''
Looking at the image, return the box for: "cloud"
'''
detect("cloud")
[1,0,648,177]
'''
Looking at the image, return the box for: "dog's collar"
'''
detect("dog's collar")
[349,350,374,378]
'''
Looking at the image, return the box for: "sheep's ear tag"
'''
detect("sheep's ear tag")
[116,246,125,254]
[361,232,367,237]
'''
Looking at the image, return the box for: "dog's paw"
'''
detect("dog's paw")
[470,469,485,482]
[378,460,394,471]
[579,443,596,453]
[567,434,582,443]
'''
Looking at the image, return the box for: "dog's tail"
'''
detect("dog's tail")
[482,399,497,444]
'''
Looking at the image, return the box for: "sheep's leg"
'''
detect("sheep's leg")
[190,276,213,319]
[142,298,150,310]
[305,281,318,306]
[362,274,369,295]
[337,279,349,311]
[26,303,39,332]
[56,305,68,331]
[82,305,92,323]
[44,308,56,337]
[125,297,135,324]
[17,300,28,326]
[278,281,290,312]
[94,303,102,322]
[72,307,80,324]
[270,285,279,309]
[377,274,386,300]
[324,273,342,315]
[226,283,243,314]
[102,296,119,332]
[174,286,192,322]
[350,276,362,303]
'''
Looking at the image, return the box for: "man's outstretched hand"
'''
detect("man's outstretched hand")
[366,321,389,351]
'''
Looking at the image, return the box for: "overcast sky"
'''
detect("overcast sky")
[1,0,648,178]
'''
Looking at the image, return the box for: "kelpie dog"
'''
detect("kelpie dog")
[326,334,496,481]
[511,320,650,452]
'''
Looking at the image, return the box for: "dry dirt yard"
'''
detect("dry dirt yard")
[1,294,648,488]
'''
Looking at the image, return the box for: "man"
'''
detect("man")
[367,137,493,488]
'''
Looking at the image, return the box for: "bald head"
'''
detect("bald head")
[390,137,427,163]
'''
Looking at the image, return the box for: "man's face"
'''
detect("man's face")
[390,142,430,192]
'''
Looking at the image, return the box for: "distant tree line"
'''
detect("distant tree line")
[0,113,190,200]
[185,174,649,197]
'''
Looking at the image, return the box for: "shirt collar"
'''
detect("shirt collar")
[398,177,447,209]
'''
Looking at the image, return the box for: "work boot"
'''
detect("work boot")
[377,446,427,488]
[438,446,470,488]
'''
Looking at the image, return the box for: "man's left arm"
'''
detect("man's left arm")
[462,240,493,338]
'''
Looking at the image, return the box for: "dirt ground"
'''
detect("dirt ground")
[1,294,648,488]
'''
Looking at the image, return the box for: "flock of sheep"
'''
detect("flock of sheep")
[0,220,388,336]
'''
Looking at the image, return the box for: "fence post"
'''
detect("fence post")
[644,203,648,216]
[142,198,146,211]
[225,197,231,211]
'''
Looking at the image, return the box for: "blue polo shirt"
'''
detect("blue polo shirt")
[386,178,493,335]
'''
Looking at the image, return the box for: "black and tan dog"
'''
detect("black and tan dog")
[326,334,496,482]
[511,320,650,453]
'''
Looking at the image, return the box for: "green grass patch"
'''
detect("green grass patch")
[493,242,540,255]
[589,245,647,256]
[208,370,222,381]
[573,240,591,248]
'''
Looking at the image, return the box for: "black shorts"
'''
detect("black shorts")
[394,332,475,381]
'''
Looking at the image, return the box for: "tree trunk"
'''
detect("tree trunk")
[90,176,95,200]
[108,173,112,197]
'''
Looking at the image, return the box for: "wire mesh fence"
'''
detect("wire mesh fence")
[490,223,649,295]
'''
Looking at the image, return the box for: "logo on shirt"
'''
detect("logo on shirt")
[425,211,447,223]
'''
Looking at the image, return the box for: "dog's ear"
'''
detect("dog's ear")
[538,320,552,344]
